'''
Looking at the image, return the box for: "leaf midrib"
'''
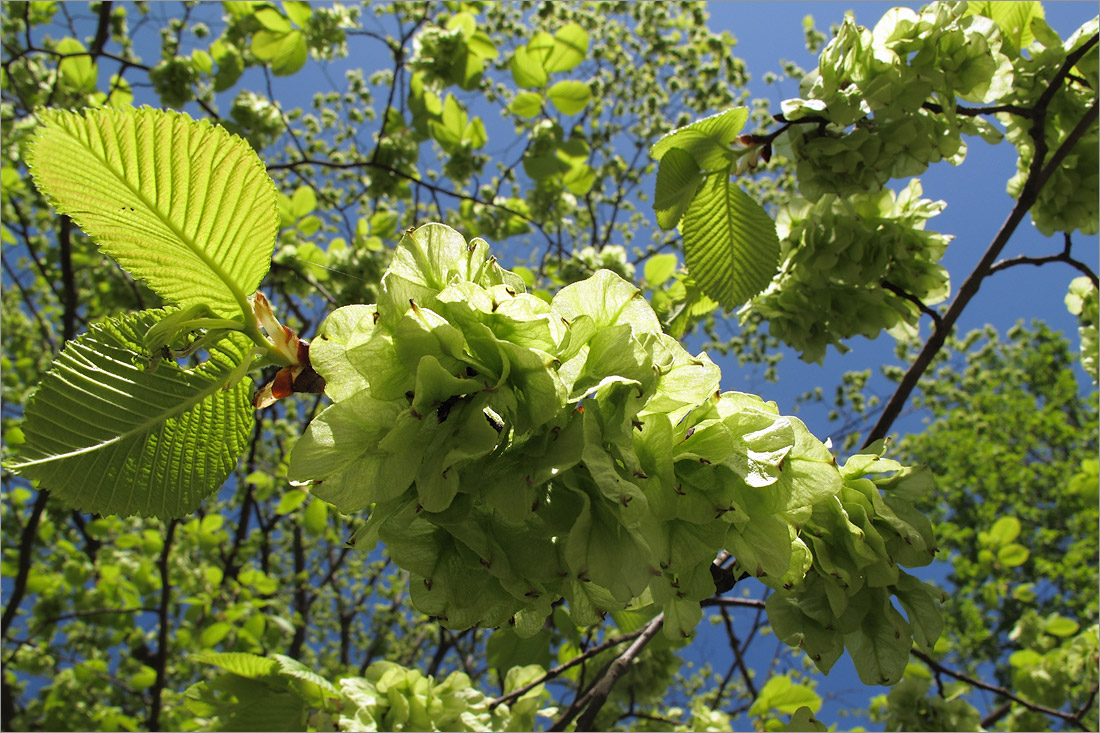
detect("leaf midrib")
[57,112,253,319]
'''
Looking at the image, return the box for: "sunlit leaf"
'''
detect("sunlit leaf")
[4,310,254,519]
[26,107,277,318]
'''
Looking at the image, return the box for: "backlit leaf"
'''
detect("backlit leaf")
[681,175,780,310]
[4,311,253,518]
[26,107,277,318]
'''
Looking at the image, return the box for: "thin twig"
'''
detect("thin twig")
[988,232,1099,286]
[146,519,178,732]
[488,622,658,710]
[911,649,1090,730]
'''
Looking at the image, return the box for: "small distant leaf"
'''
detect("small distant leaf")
[749,675,823,717]
[562,163,595,195]
[303,498,328,536]
[544,23,589,73]
[650,106,748,170]
[252,28,307,76]
[202,621,233,647]
[680,175,780,310]
[3,311,254,519]
[193,651,279,679]
[253,7,292,33]
[988,515,1021,545]
[510,46,548,89]
[26,107,277,318]
[547,79,591,115]
[445,11,476,38]
[643,254,679,289]
[290,186,316,218]
[282,0,312,28]
[997,543,1029,567]
[653,147,702,230]
[1044,615,1080,637]
[509,92,543,118]
[276,488,308,515]
[56,38,97,92]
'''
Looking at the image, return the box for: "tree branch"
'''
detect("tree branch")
[881,280,945,331]
[0,490,49,639]
[864,57,1099,447]
[988,231,1099,286]
[558,612,665,732]
[488,621,659,711]
[146,519,178,732]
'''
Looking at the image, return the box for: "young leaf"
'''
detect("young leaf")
[26,107,277,318]
[543,23,589,73]
[547,79,592,115]
[748,674,823,717]
[509,91,544,118]
[650,106,748,170]
[55,38,97,92]
[643,253,678,288]
[680,175,780,310]
[510,46,548,89]
[3,310,255,519]
[251,28,308,76]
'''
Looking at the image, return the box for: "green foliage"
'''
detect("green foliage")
[749,180,951,363]
[24,107,277,319]
[1066,276,1099,382]
[4,310,255,517]
[288,222,939,681]
[185,652,546,732]
[4,107,294,518]
[651,107,781,310]
[894,323,1099,672]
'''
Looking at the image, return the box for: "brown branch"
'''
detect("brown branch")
[988,232,1099,286]
[58,215,77,343]
[0,491,50,639]
[881,280,944,331]
[88,0,113,57]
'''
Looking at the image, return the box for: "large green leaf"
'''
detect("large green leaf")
[3,310,254,518]
[543,22,589,73]
[26,107,277,317]
[650,106,748,170]
[680,175,780,310]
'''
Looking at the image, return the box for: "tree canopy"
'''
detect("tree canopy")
[1,1,1097,731]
